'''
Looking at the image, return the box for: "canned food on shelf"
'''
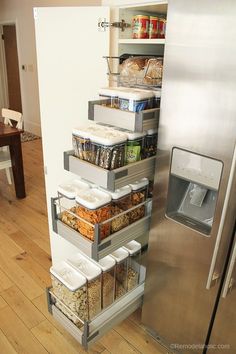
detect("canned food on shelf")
[149,16,158,39]
[158,17,166,38]
[132,15,150,39]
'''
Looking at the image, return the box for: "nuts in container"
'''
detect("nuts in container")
[98,255,116,309]
[123,241,141,291]
[75,188,112,241]
[50,261,88,325]
[129,178,149,223]
[67,253,102,320]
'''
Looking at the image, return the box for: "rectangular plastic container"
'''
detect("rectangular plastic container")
[125,131,146,164]
[111,248,129,299]
[152,89,161,108]
[123,241,141,291]
[144,128,158,158]
[118,89,154,112]
[67,253,102,320]
[98,87,119,108]
[129,178,149,223]
[98,255,116,309]
[50,261,88,325]
[75,188,112,241]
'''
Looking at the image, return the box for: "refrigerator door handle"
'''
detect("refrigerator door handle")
[222,236,236,298]
[206,144,236,290]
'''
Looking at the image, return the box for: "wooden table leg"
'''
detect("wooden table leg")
[9,135,26,198]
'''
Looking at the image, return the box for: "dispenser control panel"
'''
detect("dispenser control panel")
[171,148,223,190]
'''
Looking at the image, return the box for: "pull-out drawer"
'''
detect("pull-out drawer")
[51,197,152,261]
[47,266,145,350]
[64,150,156,191]
[88,100,160,132]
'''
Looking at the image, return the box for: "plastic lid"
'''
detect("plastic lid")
[90,129,127,146]
[75,188,111,209]
[153,89,161,98]
[146,128,158,135]
[99,255,116,271]
[58,179,90,199]
[126,131,146,140]
[50,261,86,291]
[67,253,101,281]
[100,185,131,200]
[111,247,129,263]
[99,87,120,97]
[72,126,90,138]
[129,177,149,191]
[123,240,141,255]
[118,89,154,101]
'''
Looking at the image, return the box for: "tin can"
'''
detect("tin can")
[149,16,158,39]
[132,15,149,39]
[158,18,166,38]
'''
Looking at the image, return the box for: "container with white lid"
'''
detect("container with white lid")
[129,178,149,223]
[98,255,116,309]
[99,87,120,108]
[75,188,112,241]
[111,247,129,299]
[58,179,91,199]
[152,89,161,108]
[50,261,88,324]
[118,89,154,112]
[144,128,158,158]
[125,131,146,164]
[67,253,102,319]
[72,126,91,161]
[123,241,142,290]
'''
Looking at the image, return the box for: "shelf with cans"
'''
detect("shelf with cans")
[49,85,160,349]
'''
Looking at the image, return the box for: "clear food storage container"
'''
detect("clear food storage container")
[125,131,146,164]
[111,247,129,299]
[67,253,102,320]
[50,261,88,325]
[57,179,90,232]
[129,178,149,223]
[99,87,119,108]
[75,188,112,241]
[118,89,154,112]
[72,127,91,161]
[123,241,141,291]
[90,131,127,170]
[152,89,161,108]
[98,255,116,309]
[144,128,158,158]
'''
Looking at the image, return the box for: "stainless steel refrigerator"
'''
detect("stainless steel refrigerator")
[142,1,236,353]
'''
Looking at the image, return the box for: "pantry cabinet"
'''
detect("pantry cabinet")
[34,1,168,349]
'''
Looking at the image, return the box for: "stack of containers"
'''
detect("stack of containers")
[129,178,149,223]
[123,241,142,291]
[50,261,88,326]
[67,253,102,320]
[75,188,112,241]
[98,255,116,309]
[57,179,91,231]
[111,247,129,299]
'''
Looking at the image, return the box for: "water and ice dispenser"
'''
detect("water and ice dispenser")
[166,148,223,235]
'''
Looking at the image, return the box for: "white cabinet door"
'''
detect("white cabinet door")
[34,7,110,263]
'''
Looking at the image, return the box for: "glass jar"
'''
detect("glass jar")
[98,255,116,309]
[144,128,158,158]
[75,188,112,241]
[129,178,149,223]
[125,131,146,164]
[111,248,129,300]
[50,261,88,325]
[123,241,141,291]
[67,253,102,320]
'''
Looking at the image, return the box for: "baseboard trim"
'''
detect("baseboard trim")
[24,121,41,137]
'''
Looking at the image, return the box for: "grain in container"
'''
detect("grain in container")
[144,128,158,158]
[111,247,129,299]
[50,261,88,325]
[75,188,112,241]
[126,131,146,164]
[118,89,154,112]
[98,255,116,309]
[67,253,102,320]
[90,130,127,170]
[57,179,91,232]
[123,241,142,291]
[129,178,149,223]
[72,127,91,161]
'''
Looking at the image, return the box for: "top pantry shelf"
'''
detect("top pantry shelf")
[119,39,165,45]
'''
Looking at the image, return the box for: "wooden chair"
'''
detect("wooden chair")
[0,108,23,184]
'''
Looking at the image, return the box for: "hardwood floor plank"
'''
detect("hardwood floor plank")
[0,295,8,310]
[0,329,18,354]
[0,306,48,354]
[0,268,13,291]
[1,286,45,329]
[99,329,140,354]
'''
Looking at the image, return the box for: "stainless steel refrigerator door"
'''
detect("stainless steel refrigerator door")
[142,0,236,353]
[207,233,236,354]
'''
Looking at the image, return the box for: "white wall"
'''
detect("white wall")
[0,0,101,135]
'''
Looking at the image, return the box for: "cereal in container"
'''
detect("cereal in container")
[67,253,102,320]
[98,255,116,309]
[75,188,111,241]
[129,178,149,223]
[118,89,154,112]
[111,247,129,299]
[50,261,88,325]
[123,241,142,291]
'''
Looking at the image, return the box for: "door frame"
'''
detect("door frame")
[0,20,23,113]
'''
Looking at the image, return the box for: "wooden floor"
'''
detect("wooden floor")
[0,139,166,354]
